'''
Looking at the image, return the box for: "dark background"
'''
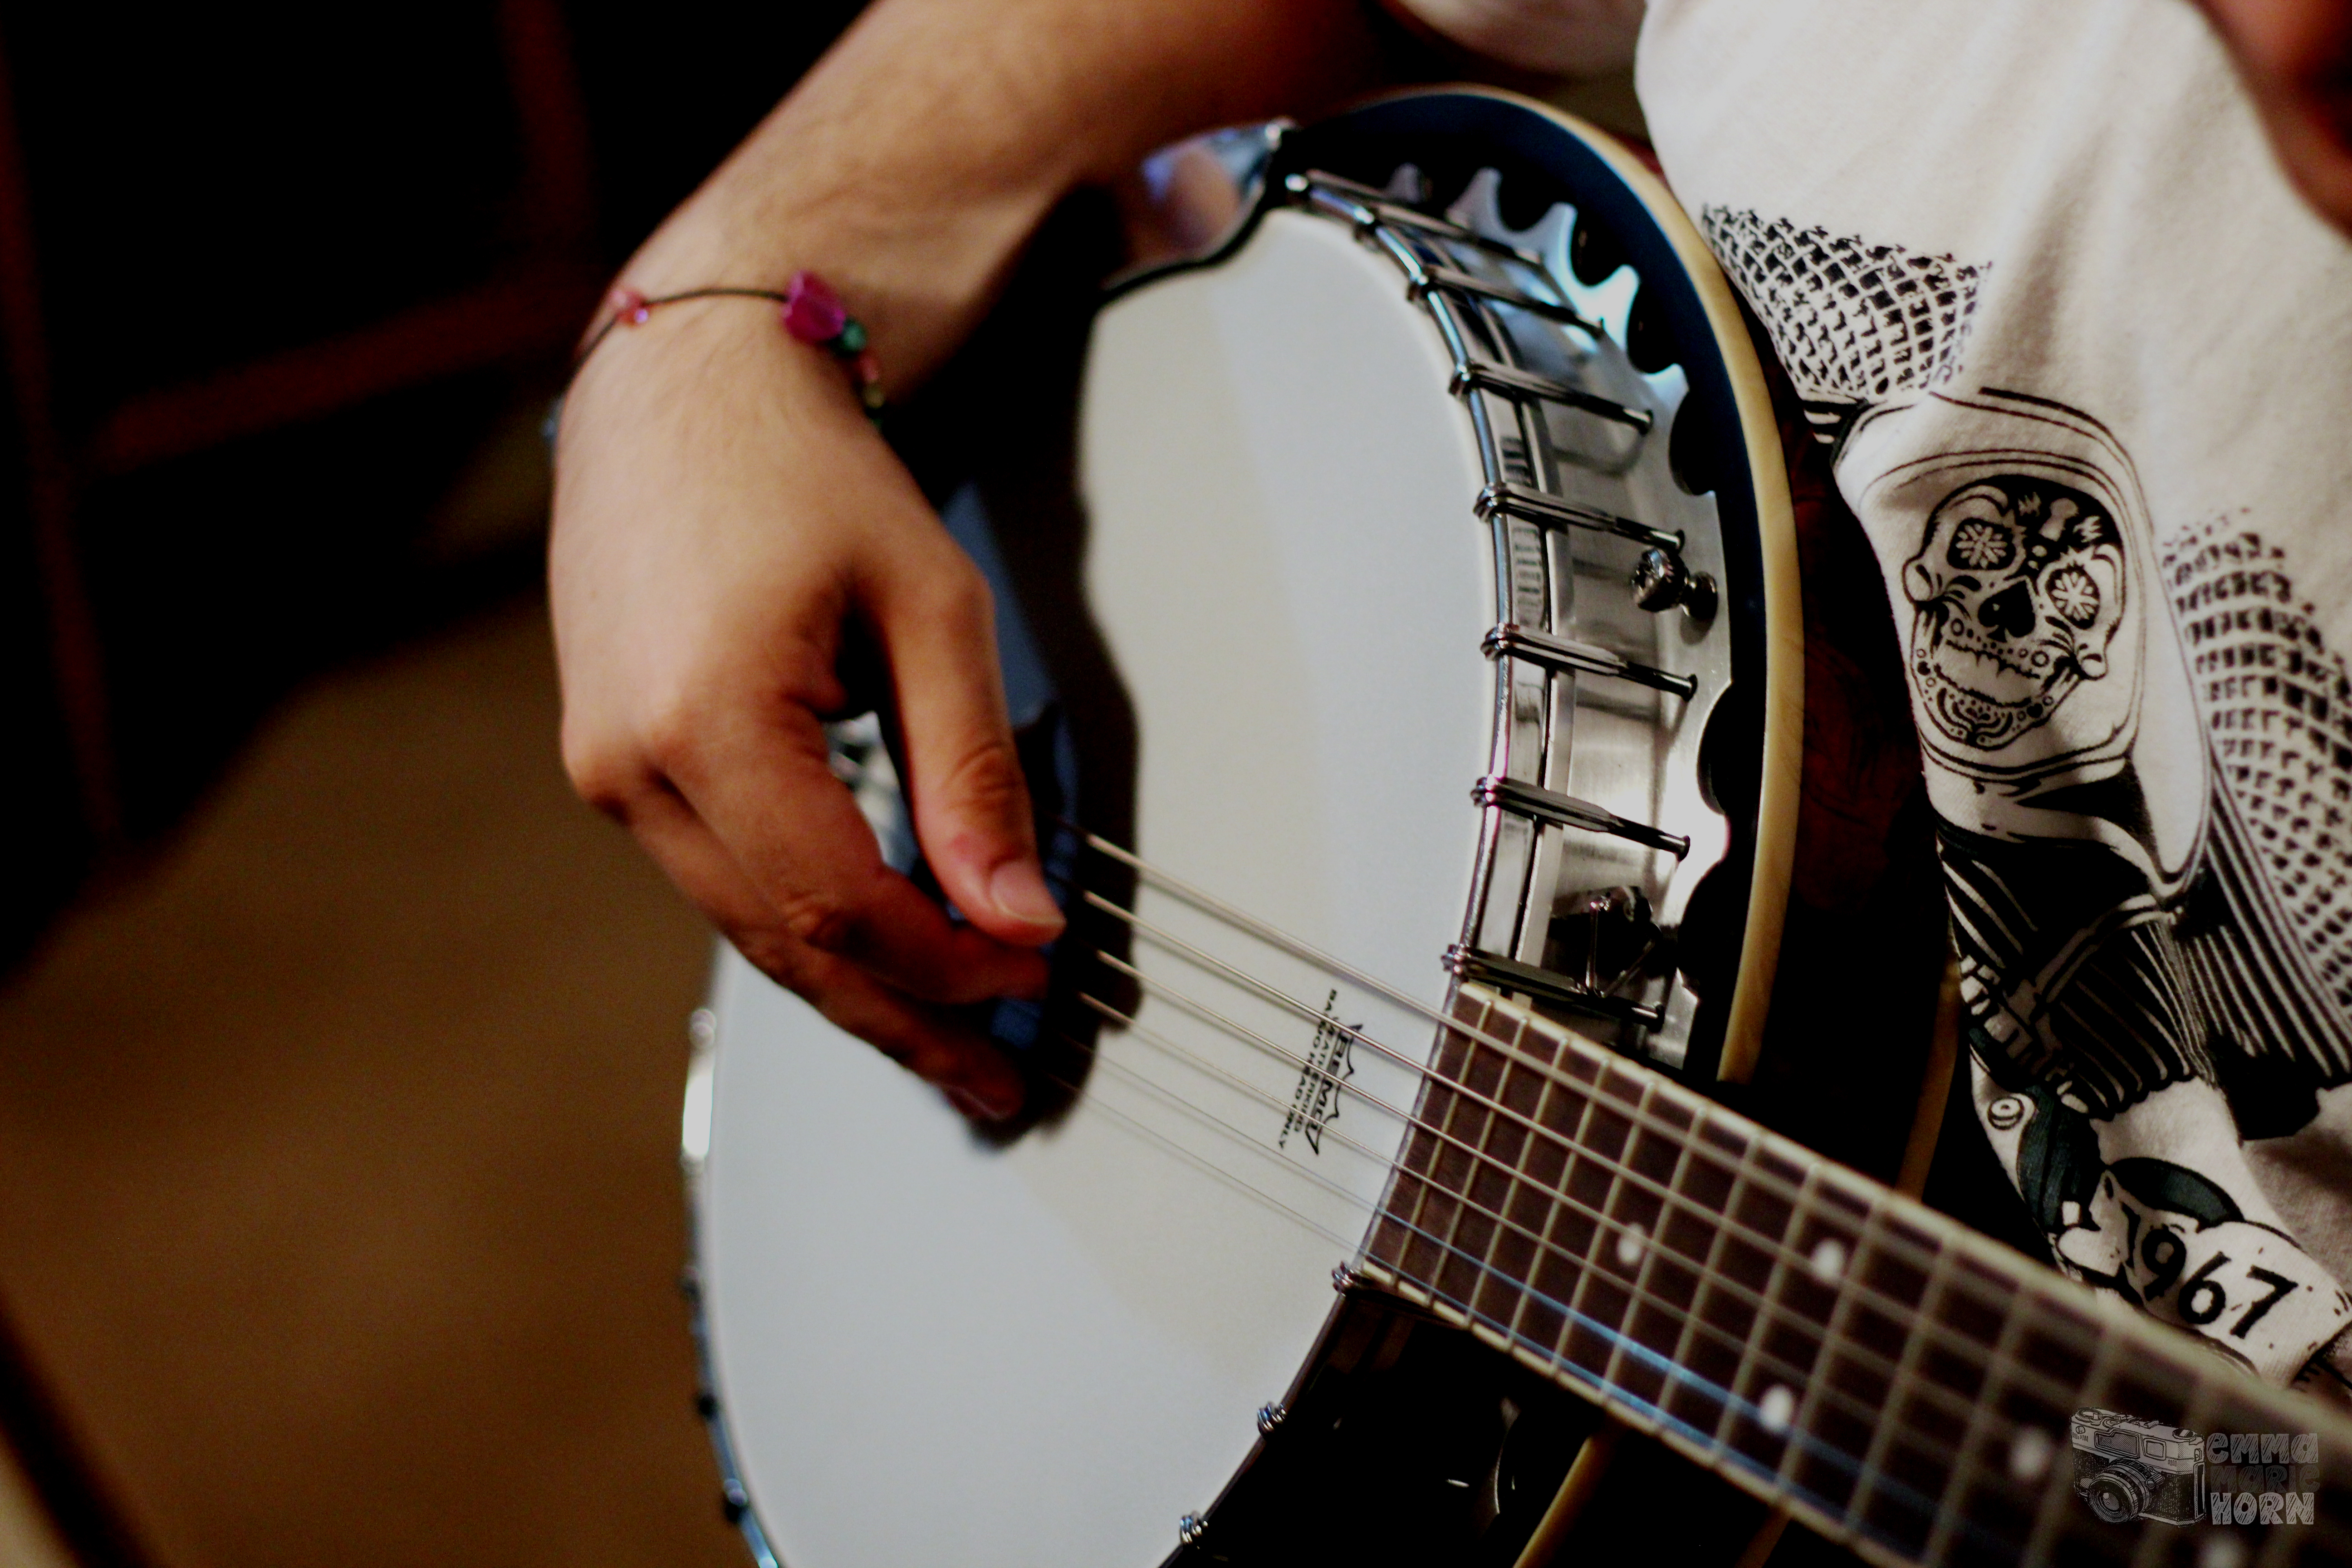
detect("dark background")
[0,0,866,963]
[0,5,865,1564]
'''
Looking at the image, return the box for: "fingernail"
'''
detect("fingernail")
[989,859,1065,936]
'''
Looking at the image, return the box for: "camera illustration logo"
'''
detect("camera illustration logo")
[2072,1409,2321,1527]
[2072,1410,2207,1524]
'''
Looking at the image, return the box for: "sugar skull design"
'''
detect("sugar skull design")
[1900,475,2127,750]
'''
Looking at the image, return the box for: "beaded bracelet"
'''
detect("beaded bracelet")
[577,271,886,419]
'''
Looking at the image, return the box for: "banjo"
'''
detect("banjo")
[681,90,2352,1567]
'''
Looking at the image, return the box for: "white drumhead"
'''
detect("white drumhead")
[701,209,1491,1568]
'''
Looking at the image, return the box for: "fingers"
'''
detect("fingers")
[862,533,1068,950]
[657,700,1050,1007]
[550,314,1054,1104]
[761,931,1029,1124]
[623,788,1028,1121]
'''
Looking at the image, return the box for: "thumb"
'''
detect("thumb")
[870,544,1067,949]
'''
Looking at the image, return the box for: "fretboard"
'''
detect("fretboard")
[1362,986,2352,1566]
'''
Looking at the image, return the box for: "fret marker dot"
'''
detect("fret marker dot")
[2198,1538,2248,1568]
[1808,1238,1847,1283]
[2008,1426,2053,1483]
[1614,1225,1646,1269]
[1756,1385,1795,1435]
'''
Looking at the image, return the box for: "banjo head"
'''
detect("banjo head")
[692,90,1797,1568]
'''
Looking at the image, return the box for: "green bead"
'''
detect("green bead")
[836,318,868,353]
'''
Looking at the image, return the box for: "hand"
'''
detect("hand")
[545,0,1388,1122]
[550,301,1062,1122]
[2199,0,2352,232]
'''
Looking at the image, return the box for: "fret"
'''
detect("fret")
[1583,1064,1669,1394]
[1518,1004,1602,1355]
[1608,1082,1704,1411]
[1925,1262,2045,1568]
[1389,998,1481,1283]
[1387,999,1525,1327]
[1661,1119,1764,1440]
[1986,1298,2101,1563]
[1960,1286,2120,1567]
[1561,1051,1645,1384]
[1576,1211,1961,1475]
[1379,995,1993,1369]
[1465,1008,1539,1332]
[1523,1033,1601,1364]
[1999,1279,2109,1565]
[1427,1006,1501,1308]
[1907,1251,2008,1566]
[2024,1317,2132,1566]
[1847,1212,1960,1560]
[1759,1166,1870,1512]
[1383,1062,2021,1481]
[1519,1139,1592,1353]
[1377,1006,1993,1477]
[1360,987,2352,1568]
[1492,1002,1569,1348]
[1368,1127,1436,1280]
[1368,995,1454,1279]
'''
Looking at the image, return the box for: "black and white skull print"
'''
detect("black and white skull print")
[1849,390,2209,890]
[1901,475,2127,752]
[1639,0,2352,1388]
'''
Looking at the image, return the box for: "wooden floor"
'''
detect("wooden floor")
[0,594,746,1568]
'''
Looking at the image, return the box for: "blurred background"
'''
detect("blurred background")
[0,3,865,1563]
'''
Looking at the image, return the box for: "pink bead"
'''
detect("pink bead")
[780,270,848,343]
[609,286,651,325]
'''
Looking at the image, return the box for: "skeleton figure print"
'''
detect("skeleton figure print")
[1709,210,2352,1386]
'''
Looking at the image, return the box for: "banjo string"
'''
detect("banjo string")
[1032,1005,2034,1506]
[1014,1035,1904,1490]
[1064,858,1987,1313]
[1021,1067,1917,1512]
[1082,831,1735,1151]
[1053,957,2082,1432]
[1030,844,2097,1412]
[1058,985,2008,1446]
[1045,836,2102,1406]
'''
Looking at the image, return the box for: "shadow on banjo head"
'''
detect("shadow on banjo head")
[877,106,1789,1143]
[888,191,1142,1142]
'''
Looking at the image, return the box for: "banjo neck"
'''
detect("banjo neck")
[1362,985,2352,1564]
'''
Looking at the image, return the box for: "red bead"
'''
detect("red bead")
[781,270,848,343]
[610,285,651,325]
[852,349,882,385]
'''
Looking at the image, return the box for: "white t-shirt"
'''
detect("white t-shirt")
[1408,0,2352,1383]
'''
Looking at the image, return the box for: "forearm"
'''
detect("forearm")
[621,0,1389,387]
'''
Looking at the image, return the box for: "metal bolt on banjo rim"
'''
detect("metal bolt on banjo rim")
[1280,157,1740,1068]
[1631,545,1718,620]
